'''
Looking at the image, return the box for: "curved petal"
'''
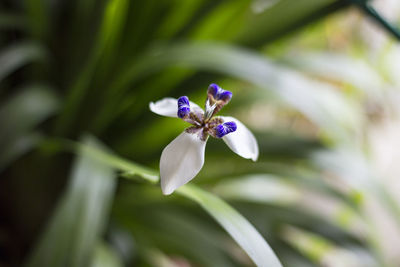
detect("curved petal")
[160,131,207,195]
[220,116,259,161]
[149,97,203,118]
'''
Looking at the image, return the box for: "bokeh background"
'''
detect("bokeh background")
[1,0,400,266]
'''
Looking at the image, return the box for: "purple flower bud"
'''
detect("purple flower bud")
[208,83,220,98]
[214,121,237,138]
[177,96,190,118]
[217,90,232,102]
[207,83,232,103]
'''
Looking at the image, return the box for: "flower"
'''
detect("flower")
[149,83,259,195]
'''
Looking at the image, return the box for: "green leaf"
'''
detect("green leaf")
[0,85,58,145]
[70,140,159,183]
[25,136,117,267]
[0,43,46,82]
[0,13,26,30]
[236,0,344,46]
[110,42,358,142]
[90,242,123,267]
[56,0,130,134]
[282,52,386,98]
[155,0,204,38]
[282,225,377,266]
[0,132,42,172]
[0,85,58,171]
[189,1,251,41]
[66,139,282,267]
[177,185,283,267]
[25,0,49,39]
[212,174,301,205]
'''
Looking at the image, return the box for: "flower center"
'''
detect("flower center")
[177,84,237,141]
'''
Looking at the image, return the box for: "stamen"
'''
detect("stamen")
[177,96,190,118]
[204,100,217,120]
[213,121,237,138]
[206,84,233,118]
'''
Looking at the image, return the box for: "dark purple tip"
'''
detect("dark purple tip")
[207,83,232,103]
[178,96,190,107]
[208,83,220,98]
[177,96,190,118]
[218,90,232,102]
[214,121,237,138]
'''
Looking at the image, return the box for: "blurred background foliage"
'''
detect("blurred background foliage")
[1,0,400,266]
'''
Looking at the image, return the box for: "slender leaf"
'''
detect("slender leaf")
[67,139,282,267]
[90,242,123,267]
[25,0,49,39]
[282,225,377,267]
[0,86,58,171]
[0,13,26,30]
[0,132,42,172]
[0,43,46,83]
[108,42,359,142]
[56,0,129,134]
[25,136,117,267]
[178,185,283,267]
[283,52,386,98]
[212,174,301,205]
[70,140,159,183]
[0,85,58,146]
[236,0,345,46]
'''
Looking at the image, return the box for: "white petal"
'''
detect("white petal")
[160,131,207,195]
[149,97,203,118]
[220,116,259,161]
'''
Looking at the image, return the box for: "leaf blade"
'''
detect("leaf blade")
[25,136,117,267]
[178,185,283,267]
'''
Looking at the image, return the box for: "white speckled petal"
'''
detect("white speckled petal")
[149,97,203,118]
[160,131,207,195]
[220,116,259,161]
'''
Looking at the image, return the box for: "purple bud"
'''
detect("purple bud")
[177,96,190,118]
[207,83,232,103]
[208,83,220,98]
[217,90,232,102]
[214,121,237,138]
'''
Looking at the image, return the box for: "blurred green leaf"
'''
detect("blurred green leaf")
[212,174,301,205]
[282,225,377,267]
[68,138,282,267]
[155,0,204,38]
[0,43,46,83]
[236,0,346,46]
[0,85,58,145]
[178,185,283,267]
[70,139,159,183]
[143,249,184,267]
[90,242,123,267]
[0,13,26,30]
[190,1,250,40]
[25,0,49,39]
[107,42,359,142]
[0,132,42,172]
[282,52,386,98]
[56,0,129,134]
[0,85,58,171]
[25,136,117,267]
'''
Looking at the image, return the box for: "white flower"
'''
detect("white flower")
[149,84,259,195]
